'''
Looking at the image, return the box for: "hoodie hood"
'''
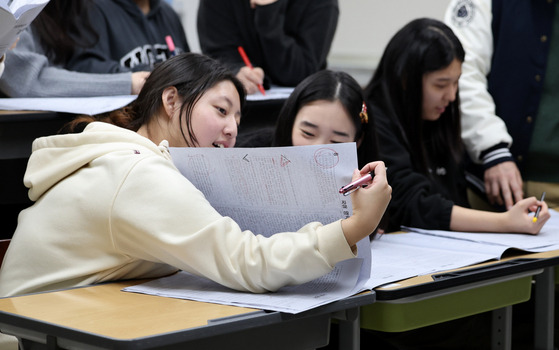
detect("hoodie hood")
[24,122,169,201]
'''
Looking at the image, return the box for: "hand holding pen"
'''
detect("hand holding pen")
[503,194,550,235]
[339,162,392,247]
[340,172,374,196]
[533,192,546,223]
[237,46,266,95]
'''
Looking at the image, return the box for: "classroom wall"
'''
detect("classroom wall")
[170,0,452,84]
[328,0,451,70]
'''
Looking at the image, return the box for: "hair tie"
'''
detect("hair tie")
[359,102,368,124]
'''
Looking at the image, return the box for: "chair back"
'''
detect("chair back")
[0,239,10,269]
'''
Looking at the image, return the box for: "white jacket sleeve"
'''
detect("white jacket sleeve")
[444,0,513,165]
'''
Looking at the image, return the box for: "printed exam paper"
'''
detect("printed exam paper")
[124,143,373,313]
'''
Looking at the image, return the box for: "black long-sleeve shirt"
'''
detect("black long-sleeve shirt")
[197,0,338,87]
[372,104,469,232]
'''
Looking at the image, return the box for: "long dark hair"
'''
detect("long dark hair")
[32,0,99,65]
[273,70,379,168]
[64,53,246,147]
[364,18,465,175]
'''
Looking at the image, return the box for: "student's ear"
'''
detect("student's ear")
[161,86,180,120]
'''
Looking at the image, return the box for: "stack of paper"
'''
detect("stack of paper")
[123,143,559,313]
[124,143,374,313]
[0,0,49,57]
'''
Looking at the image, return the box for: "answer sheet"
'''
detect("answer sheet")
[246,85,294,101]
[169,144,358,237]
[403,209,559,251]
[124,143,373,313]
[0,95,136,115]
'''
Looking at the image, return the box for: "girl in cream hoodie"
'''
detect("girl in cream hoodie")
[0,53,391,298]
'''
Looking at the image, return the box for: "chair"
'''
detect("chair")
[0,239,10,269]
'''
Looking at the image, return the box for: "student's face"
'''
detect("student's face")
[188,80,241,148]
[291,100,357,146]
[421,58,462,121]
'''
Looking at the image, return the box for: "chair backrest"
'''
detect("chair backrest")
[0,239,10,269]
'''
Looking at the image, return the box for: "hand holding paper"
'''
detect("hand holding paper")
[0,0,50,57]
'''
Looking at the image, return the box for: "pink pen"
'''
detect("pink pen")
[339,172,374,196]
[165,35,177,56]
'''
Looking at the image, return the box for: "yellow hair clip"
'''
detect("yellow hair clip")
[359,102,368,124]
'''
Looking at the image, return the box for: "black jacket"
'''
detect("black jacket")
[372,104,469,232]
[67,0,189,73]
[197,0,338,87]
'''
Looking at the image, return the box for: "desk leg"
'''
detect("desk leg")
[491,306,512,350]
[332,307,360,350]
[534,267,554,350]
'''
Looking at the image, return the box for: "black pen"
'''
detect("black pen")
[533,191,546,223]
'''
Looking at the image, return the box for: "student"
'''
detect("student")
[364,18,549,234]
[271,70,378,170]
[0,53,391,299]
[0,0,149,97]
[445,0,559,210]
[197,0,339,94]
[66,0,189,74]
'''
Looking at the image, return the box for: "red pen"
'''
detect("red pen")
[339,172,374,196]
[237,46,266,96]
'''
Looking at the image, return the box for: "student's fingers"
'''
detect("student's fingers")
[484,162,523,209]
[131,71,150,95]
[485,176,503,206]
[236,67,263,94]
[250,0,279,8]
[251,67,265,82]
[241,79,259,95]
[526,200,550,235]
[499,180,513,210]
[359,161,387,178]
[238,66,264,85]
[509,197,549,235]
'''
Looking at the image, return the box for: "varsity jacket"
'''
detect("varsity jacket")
[445,0,555,172]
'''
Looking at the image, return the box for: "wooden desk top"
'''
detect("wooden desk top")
[0,280,259,339]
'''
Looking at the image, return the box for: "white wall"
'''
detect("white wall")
[171,0,452,77]
[329,0,451,70]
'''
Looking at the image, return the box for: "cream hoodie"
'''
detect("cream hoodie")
[0,122,354,296]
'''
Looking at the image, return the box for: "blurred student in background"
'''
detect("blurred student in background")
[272,70,378,169]
[0,53,390,303]
[66,0,189,74]
[197,0,339,94]
[445,0,559,210]
[0,0,149,97]
[364,18,549,234]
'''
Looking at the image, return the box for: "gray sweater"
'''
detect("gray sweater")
[0,28,132,97]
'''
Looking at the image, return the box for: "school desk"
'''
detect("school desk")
[357,248,559,350]
[0,279,374,350]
